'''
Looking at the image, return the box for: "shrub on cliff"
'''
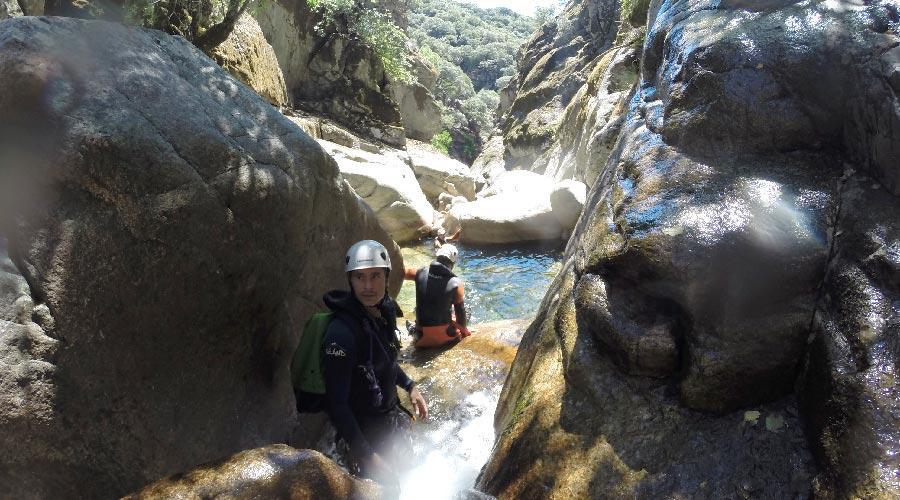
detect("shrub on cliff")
[307,0,415,83]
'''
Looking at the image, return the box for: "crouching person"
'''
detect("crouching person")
[404,244,471,348]
[322,240,428,493]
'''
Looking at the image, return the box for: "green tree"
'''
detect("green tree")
[431,130,452,154]
[120,0,254,52]
[533,6,554,26]
[307,0,415,83]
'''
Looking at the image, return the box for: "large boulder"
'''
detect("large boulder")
[0,17,401,499]
[255,0,432,148]
[391,53,443,142]
[210,13,290,108]
[318,140,436,243]
[477,0,900,497]
[407,140,479,203]
[447,171,563,245]
[549,179,587,230]
[124,445,380,499]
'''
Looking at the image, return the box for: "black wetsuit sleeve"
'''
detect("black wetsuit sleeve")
[323,320,373,459]
[396,366,414,392]
[454,301,467,328]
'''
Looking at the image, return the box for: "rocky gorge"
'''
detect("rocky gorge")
[476,0,900,498]
[0,0,899,498]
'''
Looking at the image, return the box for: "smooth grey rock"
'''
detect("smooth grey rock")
[549,179,587,231]
[407,140,479,203]
[391,53,442,142]
[319,140,436,243]
[448,171,563,244]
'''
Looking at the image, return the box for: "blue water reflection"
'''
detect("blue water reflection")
[398,241,563,324]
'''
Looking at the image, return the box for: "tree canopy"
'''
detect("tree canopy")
[409,0,536,161]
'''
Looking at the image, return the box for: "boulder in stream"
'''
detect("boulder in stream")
[407,140,479,203]
[446,171,586,244]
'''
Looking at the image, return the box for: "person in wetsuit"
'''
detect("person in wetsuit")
[403,244,471,348]
[322,240,428,489]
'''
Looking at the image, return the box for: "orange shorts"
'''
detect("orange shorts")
[413,321,471,348]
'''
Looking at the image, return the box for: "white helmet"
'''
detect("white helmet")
[435,244,458,264]
[345,240,391,272]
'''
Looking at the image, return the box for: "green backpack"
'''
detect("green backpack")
[290,311,361,412]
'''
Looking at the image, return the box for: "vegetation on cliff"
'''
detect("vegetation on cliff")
[408,0,539,161]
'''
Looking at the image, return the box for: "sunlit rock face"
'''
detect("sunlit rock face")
[0,0,23,18]
[0,17,400,498]
[253,0,404,146]
[444,171,580,244]
[318,140,437,243]
[124,445,380,499]
[211,13,290,108]
[391,53,443,142]
[254,0,441,146]
[479,0,900,497]
[471,0,622,184]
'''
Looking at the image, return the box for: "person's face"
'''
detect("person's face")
[350,267,387,307]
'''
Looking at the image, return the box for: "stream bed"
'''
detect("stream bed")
[393,242,562,498]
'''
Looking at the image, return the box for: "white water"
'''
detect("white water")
[399,387,500,499]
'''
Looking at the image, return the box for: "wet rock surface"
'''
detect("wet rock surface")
[478,0,900,497]
[0,17,400,498]
[479,268,815,498]
[397,318,530,499]
[124,445,380,499]
[799,172,900,497]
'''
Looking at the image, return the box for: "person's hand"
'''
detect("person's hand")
[409,386,428,420]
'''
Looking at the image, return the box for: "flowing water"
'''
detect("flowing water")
[395,242,563,324]
[393,242,562,498]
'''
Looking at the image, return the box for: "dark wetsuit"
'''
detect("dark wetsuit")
[321,290,414,469]
[410,261,468,347]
